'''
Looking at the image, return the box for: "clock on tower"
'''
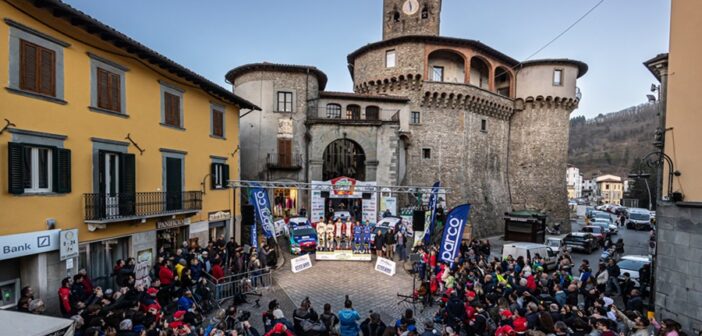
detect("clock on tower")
[383,0,442,40]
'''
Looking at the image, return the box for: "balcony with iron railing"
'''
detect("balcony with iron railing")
[83,191,202,224]
[266,153,303,170]
[306,105,401,126]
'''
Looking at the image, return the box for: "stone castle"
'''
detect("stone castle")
[228,0,587,236]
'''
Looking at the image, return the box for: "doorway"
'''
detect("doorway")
[165,157,183,211]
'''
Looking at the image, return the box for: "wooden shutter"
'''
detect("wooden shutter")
[164,92,180,127]
[210,163,218,189]
[278,139,292,167]
[119,153,136,216]
[39,48,55,96]
[8,142,25,195]
[97,68,121,112]
[109,72,121,112]
[213,110,224,137]
[53,148,71,194]
[19,40,37,93]
[222,164,230,186]
[97,68,109,109]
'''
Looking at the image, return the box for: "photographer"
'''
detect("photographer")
[293,297,318,336]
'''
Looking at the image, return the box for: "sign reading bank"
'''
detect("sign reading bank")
[0,229,60,261]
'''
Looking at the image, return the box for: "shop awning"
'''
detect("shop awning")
[0,310,74,336]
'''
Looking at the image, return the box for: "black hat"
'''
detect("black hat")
[268,300,279,310]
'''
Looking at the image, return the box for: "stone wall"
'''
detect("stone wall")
[655,202,702,334]
[508,101,572,228]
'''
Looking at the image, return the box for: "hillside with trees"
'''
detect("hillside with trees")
[568,103,660,179]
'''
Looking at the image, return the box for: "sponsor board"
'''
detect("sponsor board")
[374,257,396,276]
[291,254,313,273]
[315,250,372,261]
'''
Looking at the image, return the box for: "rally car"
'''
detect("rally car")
[289,225,318,255]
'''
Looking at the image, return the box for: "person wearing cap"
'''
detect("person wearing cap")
[265,322,294,336]
[169,310,189,332]
[272,308,294,331]
[262,300,279,332]
[118,319,137,336]
[500,309,514,327]
[338,296,360,336]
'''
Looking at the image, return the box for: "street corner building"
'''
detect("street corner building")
[228,0,588,237]
[0,0,258,314]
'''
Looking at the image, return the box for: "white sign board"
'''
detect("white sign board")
[134,261,151,287]
[374,257,396,276]
[381,197,397,216]
[0,229,60,261]
[291,254,313,273]
[60,229,79,261]
[65,258,74,270]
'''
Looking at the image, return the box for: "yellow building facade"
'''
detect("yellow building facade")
[595,174,623,205]
[0,0,256,312]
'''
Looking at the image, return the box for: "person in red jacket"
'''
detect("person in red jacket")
[158,259,174,286]
[211,260,225,283]
[58,277,72,317]
[265,322,294,336]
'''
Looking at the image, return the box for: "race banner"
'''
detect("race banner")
[424,181,441,244]
[438,204,471,264]
[249,184,275,239]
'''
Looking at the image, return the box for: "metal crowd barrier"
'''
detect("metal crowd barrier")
[203,268,274,302]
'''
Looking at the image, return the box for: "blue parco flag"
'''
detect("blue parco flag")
[438,204,471,264]
[424,181,441,244]
[249,183,275,240]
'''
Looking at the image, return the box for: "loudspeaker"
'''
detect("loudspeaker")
[412,210,426,231]
[362,193,372,200]
[242,205,255,226]
[320,191,330,198]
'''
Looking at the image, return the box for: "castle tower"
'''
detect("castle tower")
[383,0,441,40]
[509,60,588,231]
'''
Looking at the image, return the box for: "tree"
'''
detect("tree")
[628,160,659,210]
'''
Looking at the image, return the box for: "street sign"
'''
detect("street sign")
[60,229,79,261]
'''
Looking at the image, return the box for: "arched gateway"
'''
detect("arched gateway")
[322,139,366,181]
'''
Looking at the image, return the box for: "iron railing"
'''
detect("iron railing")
[83,191,202,221]
[266,153,303,170]
[202,268,273,302]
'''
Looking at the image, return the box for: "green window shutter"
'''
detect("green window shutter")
[119,153,136,216]
[8,142,25,195]
[223,164,230,187]
[211,163,218,189]
[53,148,72,193]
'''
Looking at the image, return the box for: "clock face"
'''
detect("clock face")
[402,0,420,15]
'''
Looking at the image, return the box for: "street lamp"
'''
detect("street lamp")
[628,171,652,211]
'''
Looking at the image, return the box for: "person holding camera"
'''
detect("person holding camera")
[293,297,318,336]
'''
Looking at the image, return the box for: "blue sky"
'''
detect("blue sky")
[63,0,670,118]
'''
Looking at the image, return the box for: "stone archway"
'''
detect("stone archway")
[322,139,366,181]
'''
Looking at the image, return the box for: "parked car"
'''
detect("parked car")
[563,232,598,254]
[617,255,652,288]
[502,243,558,270]
[626,208,653,230]
[545,236,572,254]
[370,216,408,246]
[592,211,614,225]
[289,225,318,255]
[288,217,311,228]
[580,226,606,246]
[592,219,616,236]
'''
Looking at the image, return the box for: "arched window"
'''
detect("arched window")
[365,106,380,120]
[326,104,341,119]
[323,139,366,181]
[421,6,429,19]
[470,57,490,89]
[495,67,512,97]
[428,50,465,83]
[346,105,361,120]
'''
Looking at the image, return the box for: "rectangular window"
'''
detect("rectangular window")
[19,39,55,96]
[553,69,563,86]
[212,108,224,138]
[410,111,421,124]
[422,148,431,159]
[96,67,121,112]
[164,91,181,127]
[211,162,229,189]
[277,91,293,112]
[481,119,487,132]
[22,146,52,193]
[432,66,444,82]
[386,50,396,68]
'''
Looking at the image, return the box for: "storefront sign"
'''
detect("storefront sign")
[374,257,396,276]
[59,229,79,261]
[331,176,357,196]
[208,210,232,222]
[156,218,190,230]
[290,254,312,273]
[0,229,60,261]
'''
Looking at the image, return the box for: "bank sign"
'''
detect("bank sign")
[0,229,60,261]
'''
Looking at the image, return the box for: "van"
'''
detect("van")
[626,208,652,231]
[502,243,558,271]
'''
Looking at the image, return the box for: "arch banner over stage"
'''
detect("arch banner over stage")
[310,179,377,224]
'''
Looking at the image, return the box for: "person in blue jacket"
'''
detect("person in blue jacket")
[362,224,372,254]
[338,295,361,336]
[177,288,195,311]
[353,222,363,253]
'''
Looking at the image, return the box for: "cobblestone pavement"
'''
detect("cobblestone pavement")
[274,254,439,326]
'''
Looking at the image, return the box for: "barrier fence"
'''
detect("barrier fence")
[202,268,274,303]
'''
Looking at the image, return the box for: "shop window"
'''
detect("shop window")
[273,188,298,217]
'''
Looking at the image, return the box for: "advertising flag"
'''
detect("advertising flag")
[438,204,471,264]
[424,181,441,244]
[248,184,275,239]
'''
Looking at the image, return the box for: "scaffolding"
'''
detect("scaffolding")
[227,180,449,194]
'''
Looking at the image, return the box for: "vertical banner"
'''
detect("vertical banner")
[438,204,471,264]
[249,184,275,240]
[424,181,441,244]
